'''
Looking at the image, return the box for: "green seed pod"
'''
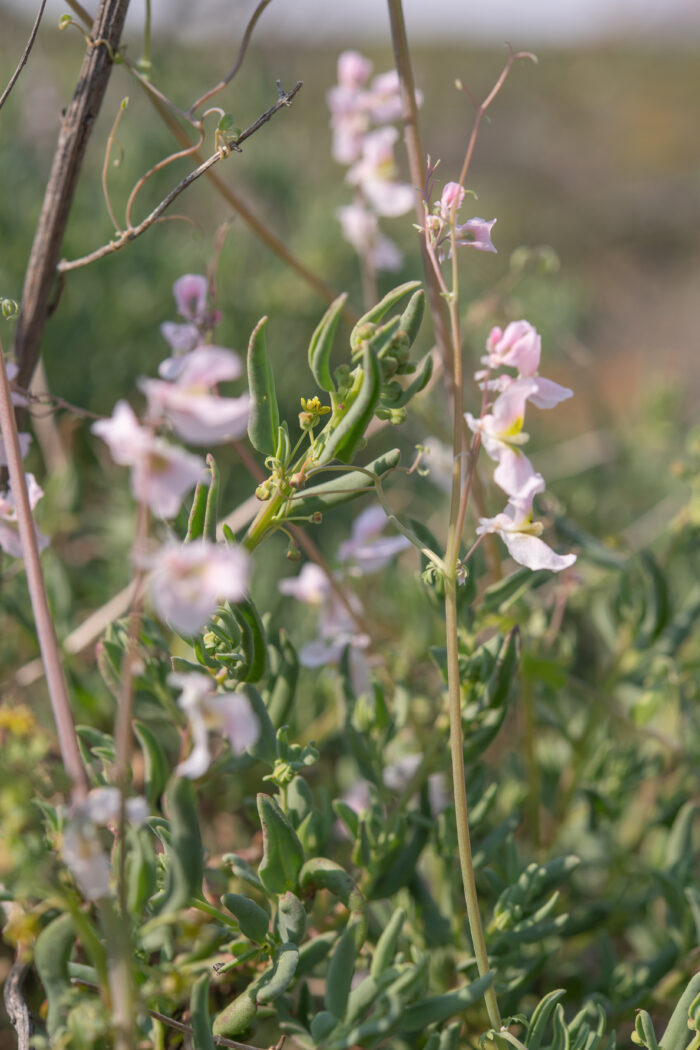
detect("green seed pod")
[185,478,209,543]
[308,293,347,392]
[212,991,258,1038]
[255,941,300,1003]
[316,344,381,465]
[203,454,220,542]
[247,316,280,456]
[34,913,75,1038]
[397,287,424,347]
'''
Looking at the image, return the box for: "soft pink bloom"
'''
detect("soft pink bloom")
[492,446,543,500]
[364,70,404,123]
[148,540,250,634]
[466,379,536,461]
[338,504,411,574]
[169,672,259,779]
[160,321,200,356]
[522,376,574,410]
[61,787,148,901]
[347,128,414,218]
[278,562,329,604]
[439,181,466,220]
[484,321,542,376]
[336,203,403,272]
[337,50,373,90]
[0,472,48,557]
[173,274,209,323]
[0,431,31,466]
[477,478,576,573]
[142,347,249,446]
[92,401,206,518]
[454,217,497,253]
[5,362,28,408]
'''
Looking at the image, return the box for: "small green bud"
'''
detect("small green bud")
[1,298,18,319]
[58,13,72,29]
[218,113,237,133]
[255,482,272,501]
[311,511,322,524]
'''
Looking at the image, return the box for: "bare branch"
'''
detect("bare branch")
[13,0,132,394]
[189,0,275,116]
[0,0,48,113]
[3,960,33,1050]
[57,81,304,273]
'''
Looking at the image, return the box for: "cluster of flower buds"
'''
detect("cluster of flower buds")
[426,181,497,261]
[0,362,47,557]
[328,51,419,273]
[466,320,577,572]
[92,275,252,633]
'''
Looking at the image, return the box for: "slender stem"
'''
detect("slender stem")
[0,0,48,112]
[386,0,453,376]
[0,341,87,799]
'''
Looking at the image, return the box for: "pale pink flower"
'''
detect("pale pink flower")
[61,787,148,901]
[336,203,403,272]
[454,217,497,253]
[439,181,466,220]
[0,472,48,557]
[5,362,28,408]
[477,478,576,573]
[278,562,329,604]
[142,347,249,446]
[0,431,31,466]
[337,50,373,90]
[484,321,542,376]
[169,672,259,779]
[338,504,411,574]
[160,321,200,356]
[347,128,414,218]
[92,401,206,518]
[148,540,250,634]
[492,446,544,500]
[173,274,208,323]
[365,70,404,123]
[466,380,536,461]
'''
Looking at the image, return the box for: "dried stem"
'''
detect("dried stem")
[13,0,132,392]
[57,82,304,273]
[0,0,48,113]
[0,340,87,799]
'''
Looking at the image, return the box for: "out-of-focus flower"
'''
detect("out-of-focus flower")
[454,217,497,253]
[336,203,403,272]
[142,347,249,446]
[61,787,148,901]
[364,70,406,123]
[169,672,259,779]
[337,50,373,90]
[92,401,206,518]
[0,432,31,467]
[278,562,329,604]
[0,472,48,557]
[148,539,250,635]
[439,181,466,220]
[477,476,576,573]
[337,504,411,574]
[347,128,414,218]
[483,320,542,375]
[173,274,209,323]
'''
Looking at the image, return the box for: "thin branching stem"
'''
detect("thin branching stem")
[188,0,275,116]
[102,98,129,232]
[57,82,303,273]
[0,0,48,112]
[0,340,88,800]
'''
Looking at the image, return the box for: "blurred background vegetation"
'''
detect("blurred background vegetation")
[1,5,700,1045]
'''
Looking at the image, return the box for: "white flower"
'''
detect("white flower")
[0,472,48,558]
[61,787,148,901]
[347,128,415,218]
[148,540,250,634]
[169,672,259,779]
[337,504,411,574]
[476,479,576,573]
[92,401,207,518]
[336,203,403,272]
[141,347,249,447]
[278,562,329,604]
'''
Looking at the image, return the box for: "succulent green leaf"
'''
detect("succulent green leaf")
[317,343,381,465]
[153,777,203,917]
[34,913,75,1038]
[257,793,305,894]
[213,991,258,1038]
[256,941,300,1003]
[290,448,401,518]
[185,478,209,542]
[350,280,422,348]
[230,596,268,682]
[133,720,168,806]
[278,890,307,944]
[660,972,700,1049]
[299,857,356,907]
[221,892,270,943]
[370,907,405,977]
[325,925,357,1019]
[241,684,277,764]
[190,974,216,1050]
[203,453,220,541]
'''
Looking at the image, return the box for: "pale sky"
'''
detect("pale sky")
[3,0,700,45]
